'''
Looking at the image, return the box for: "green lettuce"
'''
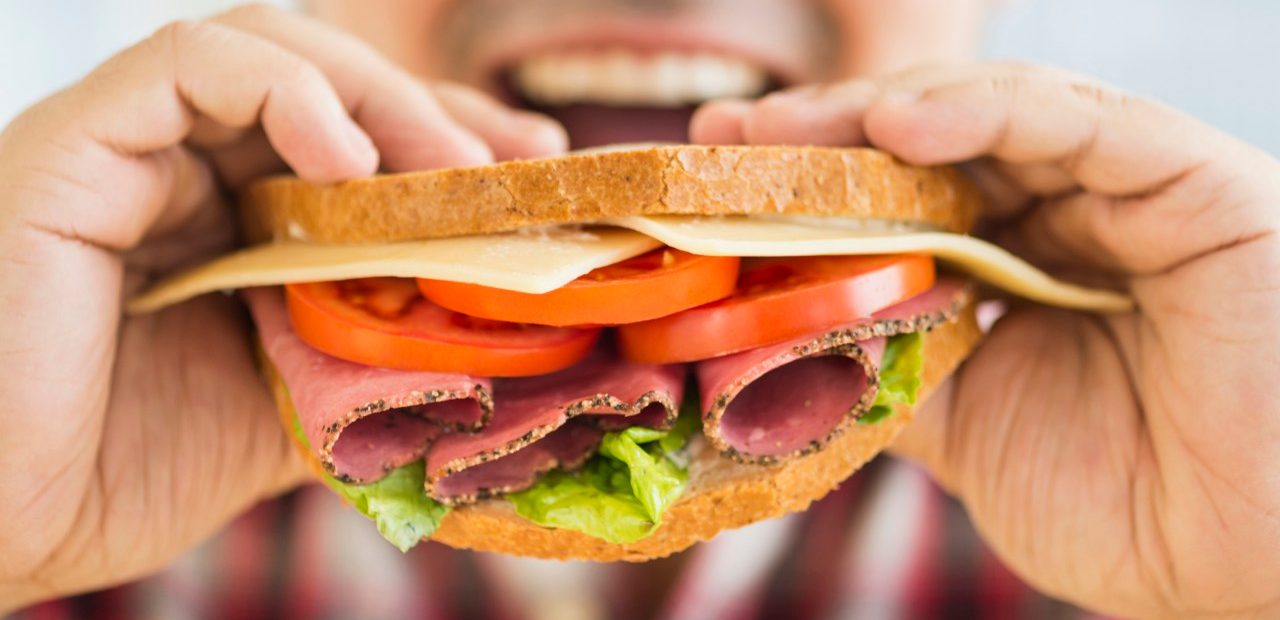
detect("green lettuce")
[859,332,925,425]
[507,404,700,544]
[327,462,450,553]
[289,409,448,552]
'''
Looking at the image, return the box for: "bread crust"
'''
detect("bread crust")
[268,302,981,562]
[241,146,981,243]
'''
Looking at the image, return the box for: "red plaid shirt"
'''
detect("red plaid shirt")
[10,458,1097,620]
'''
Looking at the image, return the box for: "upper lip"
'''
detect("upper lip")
[463,16,814,102]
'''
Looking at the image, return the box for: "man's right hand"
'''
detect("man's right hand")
[0,4,566,611]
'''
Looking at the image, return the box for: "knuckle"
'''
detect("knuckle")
[149,19,231,63]
[151,19,200,51]
[989,61,1085,94]
[1068,81,1117,106]
[982,72,1031,100]
[1065,79,1149,118]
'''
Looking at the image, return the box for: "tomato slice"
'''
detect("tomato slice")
[616,254,936,364]
[416,248,740,326]
[285,278,599,377]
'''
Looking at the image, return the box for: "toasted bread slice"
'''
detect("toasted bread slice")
[266,301,980,562]
[242,146,981,243]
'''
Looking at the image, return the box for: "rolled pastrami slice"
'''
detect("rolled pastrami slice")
[425,348,685,504]
[245,287,493,484]
[698,334,884,464]
[428,422,604,505]
[696,278,973,464]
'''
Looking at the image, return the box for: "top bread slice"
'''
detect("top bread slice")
[241,145,982,243]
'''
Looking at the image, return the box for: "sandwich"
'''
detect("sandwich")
[130,145,1130,560]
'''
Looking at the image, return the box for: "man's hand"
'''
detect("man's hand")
[0,5,565,611]
[694,63,1280,618]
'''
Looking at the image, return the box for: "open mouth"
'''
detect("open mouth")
[502,48,778,148]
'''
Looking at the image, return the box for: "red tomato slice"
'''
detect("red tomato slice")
[285,278,599,377]
[416,248,740,326]
[617,254,936,364]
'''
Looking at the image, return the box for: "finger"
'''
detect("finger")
[958,158,1033,219]
[997,174,1271,275]
[80,20,377,178]
[429,82,567,160]
[889,376,961,493]
[123,179,235,291]
[142,146,221,242]
[204,128,289,190]
[723,62,1121,156]
[212,4,493,171]
[10,19,377,251]
[728,64,999,146]
[861,67,1217,196]
[689,99,752,145]
[993,160,1078,197]
[742,81,876,146]
[185,114,251,150]
[890,308,1090,494]
[890,307,1153,608]
[779,63,1276,274]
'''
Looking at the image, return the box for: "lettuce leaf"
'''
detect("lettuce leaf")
[327,462,450,553]
[289,408,448,552]
[507,403,700,544]
[859,332,925,425]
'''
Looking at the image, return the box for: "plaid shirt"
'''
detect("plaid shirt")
[9,458,1096,620]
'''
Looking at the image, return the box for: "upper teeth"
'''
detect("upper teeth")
[513,49,768,107]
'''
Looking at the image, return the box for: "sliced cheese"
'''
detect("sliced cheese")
[126,227,661,314]
[607,215,1134,313]
[130,214,1133,315]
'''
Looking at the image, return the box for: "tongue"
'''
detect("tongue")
[538,104,695,149]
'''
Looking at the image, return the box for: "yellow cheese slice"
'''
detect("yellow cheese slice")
[130,214,1133,315]
[607,215,1134,313]
[126,227,661,314]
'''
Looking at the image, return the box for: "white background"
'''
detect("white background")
[2,0,1277,154]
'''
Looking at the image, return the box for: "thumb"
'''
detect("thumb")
[888,374,961,493]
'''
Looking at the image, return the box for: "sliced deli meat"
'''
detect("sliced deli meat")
[425,349,685,504]
[429,422,604,505]
[250,285,682,504]
[245,287,493,483]
[698,335,885,464]
[697,279,973,464]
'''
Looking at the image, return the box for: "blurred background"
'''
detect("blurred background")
[3,0,1278,153]
[2,1,1275,619]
